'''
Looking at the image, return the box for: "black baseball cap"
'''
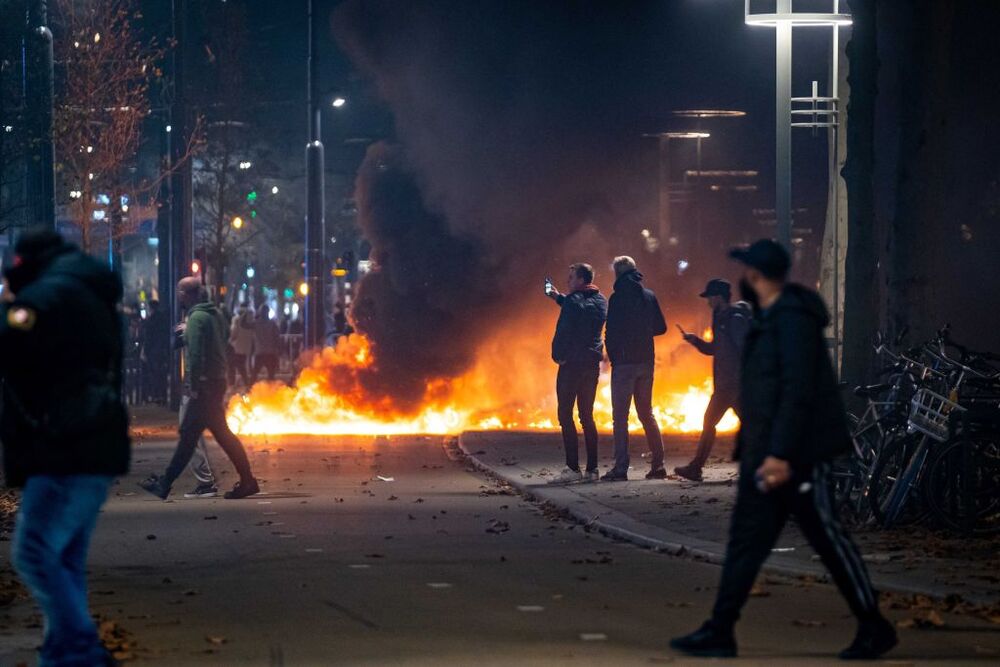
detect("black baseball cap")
[699,279,731,298]
[728,239,791,279]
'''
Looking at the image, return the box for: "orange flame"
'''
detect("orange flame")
[226,331,738,437]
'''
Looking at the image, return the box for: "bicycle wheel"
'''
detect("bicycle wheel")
[867,434,930,527]
[831,413,875,523]
[924,432,1000,535]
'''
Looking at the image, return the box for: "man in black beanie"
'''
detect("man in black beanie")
[1,228,130,666]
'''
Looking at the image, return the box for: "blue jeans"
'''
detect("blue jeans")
[610,362,664,473]
[13,474,113,667]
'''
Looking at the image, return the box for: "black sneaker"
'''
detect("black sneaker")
[669,620,737,658]
[224,478,260,499]
[674,464,704,482]
[600,469,628,482]
[183,482,219,499]
[139,475,171,500]
[645,467,667,480]
[838,617,897,661]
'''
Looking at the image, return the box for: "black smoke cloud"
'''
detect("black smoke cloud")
[331,1,687,412]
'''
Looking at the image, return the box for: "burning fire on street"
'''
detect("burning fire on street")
[226,331,738,437]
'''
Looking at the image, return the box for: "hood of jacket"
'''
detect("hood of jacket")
[44,250,123,305]
[189,301,220,317]
[770,283,830,328]
[612,269,644,293]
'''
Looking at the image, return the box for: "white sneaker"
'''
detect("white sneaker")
[549,468,583,485]
[582,470,600,483]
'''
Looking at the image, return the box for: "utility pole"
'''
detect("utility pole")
[169,0,191,411]
[304,0,326,349]
[24,0,55,229]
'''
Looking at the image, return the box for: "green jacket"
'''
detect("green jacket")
[184,302,229,385]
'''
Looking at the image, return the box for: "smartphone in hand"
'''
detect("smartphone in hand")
[544,277,555,296]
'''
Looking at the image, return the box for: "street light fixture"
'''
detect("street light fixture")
[232,216,244,230]
[331,96,346,108]
[744,0,851,249]
[642,131,711,247]
[672,110,747,119]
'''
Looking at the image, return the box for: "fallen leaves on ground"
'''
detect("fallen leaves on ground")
[98,617,136,661]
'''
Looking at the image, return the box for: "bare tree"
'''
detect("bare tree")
[53,0,162,253]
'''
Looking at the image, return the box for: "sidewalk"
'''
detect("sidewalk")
[459,431,1000,608]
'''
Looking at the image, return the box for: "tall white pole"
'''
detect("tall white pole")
[775,0,793,248]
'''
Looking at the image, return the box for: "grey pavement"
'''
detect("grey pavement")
[459,430,1000,607]
[0,433,996,665]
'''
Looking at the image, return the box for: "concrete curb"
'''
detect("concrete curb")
[457,434,990,605]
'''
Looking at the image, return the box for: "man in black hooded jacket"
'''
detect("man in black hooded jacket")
[1,228,129,666]
[603,256,667,481]
[547,263,607,484]
[670,240,895,661]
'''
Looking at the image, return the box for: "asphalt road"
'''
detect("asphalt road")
[1,435,997,666]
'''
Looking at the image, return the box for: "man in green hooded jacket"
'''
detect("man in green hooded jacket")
[140,277,259,500]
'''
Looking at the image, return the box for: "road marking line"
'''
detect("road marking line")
[517,605,545,612]
[579,633,607,641]
[426,582,453,589]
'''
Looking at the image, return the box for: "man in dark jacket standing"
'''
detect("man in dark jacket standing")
[547,263,607,484]
[603,256,668,481]
[0,229,130,666]
[140,277,259,500]
[670,240,895,661]
[675,279,751,481]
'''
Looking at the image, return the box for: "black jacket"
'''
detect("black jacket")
[735,284,849,468]
[689,302,751,393]
[0,249,130,487]
[551,287,608,365]
[605,270,667,365]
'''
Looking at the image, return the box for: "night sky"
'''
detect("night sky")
[141,0,838,247]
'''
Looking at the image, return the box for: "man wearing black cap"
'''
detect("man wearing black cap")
[670,240,895,661]
[1,228,130,666]
[675,279,750,482]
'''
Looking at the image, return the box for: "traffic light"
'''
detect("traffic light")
[246,190,257,204]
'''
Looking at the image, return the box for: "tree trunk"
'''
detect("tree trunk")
[840,0,879,386]
[885,0,955,344]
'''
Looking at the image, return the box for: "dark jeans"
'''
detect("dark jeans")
[162,379,254,487]
[711,461,879,629]
[251,353,279,384]
[13,474,113,666]
[690,388,739,468]
[610,362,664,472]
[556,361,600,472]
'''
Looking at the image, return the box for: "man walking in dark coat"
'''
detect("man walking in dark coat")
[603,256,668,481]
[547,263,607,484]
[140,277,260,500]
[670,240,895,661]
[0,229,130,666]
[675,279,751,481]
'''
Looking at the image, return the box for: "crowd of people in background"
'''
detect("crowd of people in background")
[117,296,315,404]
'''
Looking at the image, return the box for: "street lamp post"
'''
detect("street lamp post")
[642,131,710,250]
[24,0,56,229]
[671,110,747,252]
[744,0,851,249]
[304,0,326,350]
[745,0,851,370]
